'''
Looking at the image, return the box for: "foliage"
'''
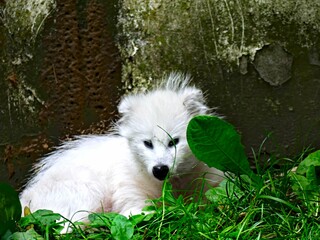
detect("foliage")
[10,228,44,240]
[187,115,262,187]
[10,164,320,239]
[86,213,135,240]
[18,209,64,235]
[4,116,320,239]
[0,182,21,239]
[289,150,320,216]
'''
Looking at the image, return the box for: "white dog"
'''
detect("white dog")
[20,72,223,229]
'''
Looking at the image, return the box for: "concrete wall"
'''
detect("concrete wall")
[0,0,122,188]
[1,0,320,187]
[118,0,320,160]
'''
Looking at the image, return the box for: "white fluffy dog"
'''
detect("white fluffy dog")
[20,72,223,228]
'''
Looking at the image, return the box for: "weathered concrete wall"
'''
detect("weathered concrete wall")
[0,0,122,188]
[117,0,320,159]
[1,0,320,188]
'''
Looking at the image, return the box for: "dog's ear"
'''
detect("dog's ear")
[116,95,138,135]
[181,87,209,116]
[117,94,142,123]
[118,95,135,116]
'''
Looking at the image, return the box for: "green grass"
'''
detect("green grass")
[8,153,320,240]
[4,115,320,239]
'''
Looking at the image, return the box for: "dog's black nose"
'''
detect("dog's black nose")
[152,165,169,181]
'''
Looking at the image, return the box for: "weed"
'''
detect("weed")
[2,116,320,239]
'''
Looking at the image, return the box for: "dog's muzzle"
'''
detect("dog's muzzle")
[152,164,169,181]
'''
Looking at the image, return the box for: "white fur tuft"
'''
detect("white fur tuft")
[159,72,192,90]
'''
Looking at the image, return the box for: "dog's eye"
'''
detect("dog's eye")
[143,140,153,149]
[168,138,179,148]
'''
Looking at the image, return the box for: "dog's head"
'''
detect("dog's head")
[116,73,211,181]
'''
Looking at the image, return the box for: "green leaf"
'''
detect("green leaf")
[291,150,320,202]
[206,179,242,204]
[206,180,232,204]
[187,115,261,186]
[88,212,135,239]
[19,209,61,228]
[88,212,117,228]
[296,150,320,182]
[0,182,22,237]
[129,213,154,227]
[110,214,134,240]
[10,228,44,240]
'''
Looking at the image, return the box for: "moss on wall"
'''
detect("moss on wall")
[117,0,320,157]
[118,0,320,90]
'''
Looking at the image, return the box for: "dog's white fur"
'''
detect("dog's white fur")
[20,72,223,229]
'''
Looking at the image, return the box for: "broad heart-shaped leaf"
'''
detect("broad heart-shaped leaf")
[187,115,261,185]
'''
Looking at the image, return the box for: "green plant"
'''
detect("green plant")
[86,212,135,240]
[9,115,320,239]
[187,115,262,187]
[18,209,64,235]
[0,182,21,239]
[290,150,320,216]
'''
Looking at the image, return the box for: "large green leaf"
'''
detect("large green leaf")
[187,115,261,185]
